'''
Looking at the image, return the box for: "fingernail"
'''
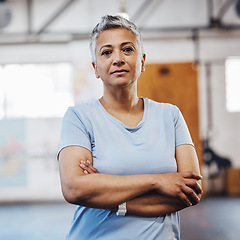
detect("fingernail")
[84,170,88,174]
[87,160,90,164]
[80,164,85,168]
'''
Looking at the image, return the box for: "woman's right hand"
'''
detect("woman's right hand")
[80,160,99,174]
[154,172,202,206]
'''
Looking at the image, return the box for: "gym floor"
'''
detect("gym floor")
[0,197,239,240]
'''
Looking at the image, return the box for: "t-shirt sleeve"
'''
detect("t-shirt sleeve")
[57,107,92,159]
[173,106,194,147]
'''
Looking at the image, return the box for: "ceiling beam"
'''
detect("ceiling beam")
[1,24,240,45]
[27,0,33,34]
[217,0,237,20]
[131,0,155,22]
[35,0,79,36]
[207,0,214,25]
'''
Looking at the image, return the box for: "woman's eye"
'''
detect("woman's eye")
[101,50,112,56]
[123,47,134,53]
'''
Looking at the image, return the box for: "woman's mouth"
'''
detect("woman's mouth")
[111,70,129,75]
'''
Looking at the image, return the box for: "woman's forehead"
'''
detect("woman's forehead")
[96,28,137,48]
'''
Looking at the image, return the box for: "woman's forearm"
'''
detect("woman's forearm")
[125,191,196,217]
[61,172,156,209]
[59,147,157,209]
[61,171,201,210]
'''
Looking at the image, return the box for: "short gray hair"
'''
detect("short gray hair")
[90,15,144,63]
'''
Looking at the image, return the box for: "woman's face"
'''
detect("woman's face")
[92,28,146,89]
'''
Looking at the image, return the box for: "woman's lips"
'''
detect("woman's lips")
[111,70,129,75]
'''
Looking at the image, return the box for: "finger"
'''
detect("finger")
[80,161,97,174]
[80,162,94,174]
[86,160,98,173]
[185,179,203,195]
[80,162,88,171]
[194,181,203,195]
[182,185,201,205]
[185,172,203,180]
[181,171,203,180]
[176,190,192,207]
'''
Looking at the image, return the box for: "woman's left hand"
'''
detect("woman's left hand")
[80,160,99,174]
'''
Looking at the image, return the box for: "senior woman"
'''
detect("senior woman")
[58,15,202,240]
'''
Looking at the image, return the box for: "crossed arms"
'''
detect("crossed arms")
[58,144,202,217]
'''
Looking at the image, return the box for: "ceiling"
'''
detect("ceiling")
[0,0,240,45]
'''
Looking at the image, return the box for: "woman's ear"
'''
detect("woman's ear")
[92,62,100,78]
[141,54,146,72]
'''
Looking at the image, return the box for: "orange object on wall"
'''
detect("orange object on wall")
[137,62,202,165]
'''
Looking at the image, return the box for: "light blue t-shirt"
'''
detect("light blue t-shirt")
[58,98,193,240]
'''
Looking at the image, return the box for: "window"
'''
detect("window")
[225,57,240,112]
[0,63,74,119]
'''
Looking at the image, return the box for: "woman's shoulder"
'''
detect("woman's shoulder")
[67,99,99,114]
[144,97,179,113]
[144,98,182,125]
[63,99,100,122]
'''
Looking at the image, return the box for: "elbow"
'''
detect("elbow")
[61,178,88,205]
[61,186,79,205]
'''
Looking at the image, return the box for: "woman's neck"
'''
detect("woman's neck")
[99,84,144,127]
[100,90,141,113]
[99,93,144,128]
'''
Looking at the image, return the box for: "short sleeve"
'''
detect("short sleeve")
[173,107,194,147]
[57,107,92,159]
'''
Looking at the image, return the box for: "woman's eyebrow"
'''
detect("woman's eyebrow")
[99,42,135,52]
[99,44,112,51]
[121,42,135,47]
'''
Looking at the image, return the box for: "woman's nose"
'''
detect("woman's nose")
[112,51,125,66]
